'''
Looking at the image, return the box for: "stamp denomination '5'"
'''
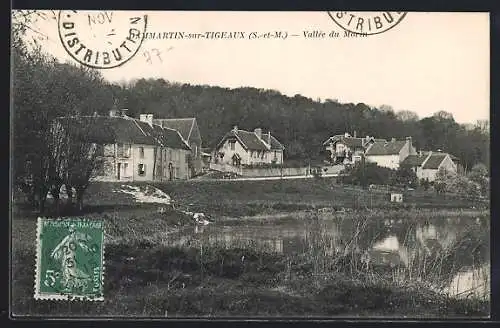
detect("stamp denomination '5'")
[34,217,105,301]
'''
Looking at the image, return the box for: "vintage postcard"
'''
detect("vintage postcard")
[10,10,490,318]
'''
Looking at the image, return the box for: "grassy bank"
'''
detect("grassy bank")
[11,205,489,317]
[32,179,485,219]
[11,179,489,317]
[153,179,487,217]
[12,243,489,317]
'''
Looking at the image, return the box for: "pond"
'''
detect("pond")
[162,212,490,300]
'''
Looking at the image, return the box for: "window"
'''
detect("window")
[138,163,146,176]
[117,143,131,158]
[139,147,144,159]
[123,163,128,176]
[274,151,277,160]
[230,140,236,150]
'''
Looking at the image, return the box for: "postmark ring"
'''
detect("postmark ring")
[327,12,407,36]
[58,10,147,69]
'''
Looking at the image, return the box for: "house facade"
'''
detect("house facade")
[56,109,192,182]
[213,126,284,166]
[401,151,458,182]
[153,117,203,178]
[323,133,386,164]
[364,137,416,170]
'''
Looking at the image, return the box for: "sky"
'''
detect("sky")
[19,11,490,124]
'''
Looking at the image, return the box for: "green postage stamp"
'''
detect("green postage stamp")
[34,217,105,301]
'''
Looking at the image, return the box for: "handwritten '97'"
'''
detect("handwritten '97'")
[143,47,174,64]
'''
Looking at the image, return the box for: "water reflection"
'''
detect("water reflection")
[165,213,489,300]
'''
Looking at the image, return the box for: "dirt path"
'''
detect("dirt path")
[196,173,340,182]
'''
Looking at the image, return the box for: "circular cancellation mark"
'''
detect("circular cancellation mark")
[58,11,148,69]
[327,12,407,35]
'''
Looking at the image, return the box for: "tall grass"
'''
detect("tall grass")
[292,210,490,304]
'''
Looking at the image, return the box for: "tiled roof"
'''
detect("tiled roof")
[150,123,191,150]
[323,134,386,148]
[217,129,284,151]
[422,153,448,170]
[55,116,190,150]
[342,138,363,148]
[400,154,428,167]
[365,140,407,156]
[269,135,284,150]
[153,118,195,142]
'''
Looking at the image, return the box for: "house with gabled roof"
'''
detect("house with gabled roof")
[213,126,284,166]
[55,109,192,182]
[323,132,386,164]
[401,150,458,182]
[364,137,416,170]
[153,117,203,177]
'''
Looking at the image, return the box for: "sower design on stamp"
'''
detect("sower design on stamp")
[35,217,105,301]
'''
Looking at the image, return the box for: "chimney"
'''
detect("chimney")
[344,132,350,138]
[267,131,271,145]
[254,128,262,139]
[93,111,99,117]
[232,125,238,132]
[391,137,396,142]
[109,109,118,117]
[406,136,413,151]
[354,130,357,138]
[139,113,153,125]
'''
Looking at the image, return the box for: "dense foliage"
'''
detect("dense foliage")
[12,11,114,213]
[108,78,489,171]
[11,11,490,212]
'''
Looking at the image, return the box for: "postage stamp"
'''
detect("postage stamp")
[327,12,407,35]
[57,10,148,69]
[34,217,105,301]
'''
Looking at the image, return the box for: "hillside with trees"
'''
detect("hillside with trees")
[109,78,489,172]
[12,11,490,213]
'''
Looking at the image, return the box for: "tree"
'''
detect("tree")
[341,162,393,188]
[12,12,113,213]
[393,166,418,188]
[467,163,489,197]
[420,178,430,191]
[396,110,419,122]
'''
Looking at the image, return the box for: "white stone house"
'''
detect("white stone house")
[213,126,284,166]
[323,132,387,164]
[364,137,416,170]
[401,151,458,182]
[55,109,192,182]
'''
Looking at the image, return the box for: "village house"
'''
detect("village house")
[364,137,416,170]
[213,126,284,166]
[55,109,192,182]
[153,117,203,178]
[400,150,458,182]
[323,132,386,164]
[200,148,213,171]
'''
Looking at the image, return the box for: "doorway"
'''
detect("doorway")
[168,163,174,181]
